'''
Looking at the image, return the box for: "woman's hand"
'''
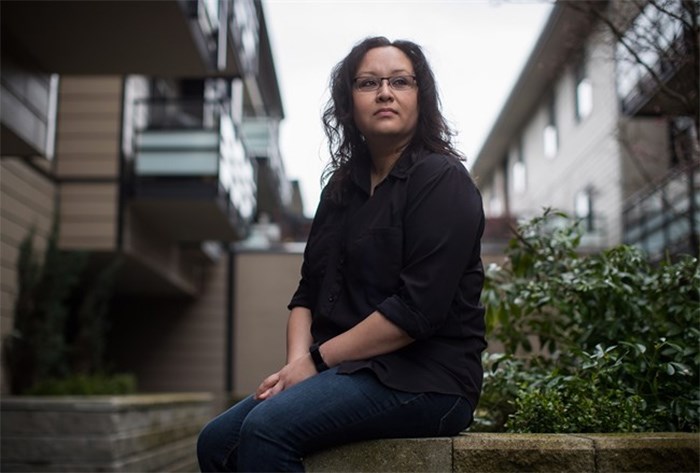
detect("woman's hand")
[255,353,318,401]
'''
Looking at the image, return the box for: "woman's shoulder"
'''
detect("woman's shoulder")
[408,152,473,183]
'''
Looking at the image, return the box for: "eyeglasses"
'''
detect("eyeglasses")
[353,75,417,92]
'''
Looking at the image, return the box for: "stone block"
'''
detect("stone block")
[305,438,453,472]
[453,433,595,473]
[581,433,700,473]
[1,394,211,472]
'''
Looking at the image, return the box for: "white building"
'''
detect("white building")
[474,0,699,260]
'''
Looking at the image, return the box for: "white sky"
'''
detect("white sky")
[263,0,554,217]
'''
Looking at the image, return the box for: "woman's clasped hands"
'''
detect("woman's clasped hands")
[254,354,318,401]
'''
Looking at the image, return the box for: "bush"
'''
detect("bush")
[5,225,130,395]
[25,373,137,396]
[479,209,699,433]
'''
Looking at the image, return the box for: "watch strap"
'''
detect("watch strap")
[309,343,329,372]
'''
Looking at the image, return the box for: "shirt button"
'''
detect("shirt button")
[328,295,335,302]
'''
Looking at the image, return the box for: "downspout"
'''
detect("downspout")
[684,0,699,257]
[225,243,235,398]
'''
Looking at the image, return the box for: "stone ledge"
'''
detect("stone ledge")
[1,394,211,472]
[304,433,700,473]
[0,393,213,412]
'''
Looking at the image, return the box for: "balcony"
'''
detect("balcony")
[616,2,697,117]
[1,0,222,75]
[129,98,256,242]
[623,161,700,260]
[241,118,292,218]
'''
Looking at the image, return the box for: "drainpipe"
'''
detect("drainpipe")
[225,243,235,396]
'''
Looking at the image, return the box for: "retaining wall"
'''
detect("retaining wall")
[1,393,212,472]
[305,433,700,472]
[2,395,697,472]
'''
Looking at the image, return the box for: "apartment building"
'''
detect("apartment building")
[474,0,699,260]
[1,0,302,409]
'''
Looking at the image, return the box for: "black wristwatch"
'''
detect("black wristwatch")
[309,343,329,373]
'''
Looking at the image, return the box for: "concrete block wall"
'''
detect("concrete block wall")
[1,393,212,472]
[305,433,700,473]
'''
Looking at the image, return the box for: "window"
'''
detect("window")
[488,194,504,217]
[45,74,59,160]
[512,139,527,194]
[543,94,558,159]
[574,59,593,121]
[574,187,595,232]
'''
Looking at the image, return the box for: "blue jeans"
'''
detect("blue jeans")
[197,368,473,472]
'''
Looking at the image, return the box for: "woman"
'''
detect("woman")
[197,36,486,472]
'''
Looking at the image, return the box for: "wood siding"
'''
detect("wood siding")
[110,257,231,411]
[233,251,303,399]
[0,158,56,392]
[55,76,121,250]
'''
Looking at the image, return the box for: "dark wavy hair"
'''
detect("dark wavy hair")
[321,36,463,203]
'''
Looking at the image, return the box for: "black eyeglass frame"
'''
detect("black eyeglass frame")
[352,75,418,92]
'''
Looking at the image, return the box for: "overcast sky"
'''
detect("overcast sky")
[263,0,554,216]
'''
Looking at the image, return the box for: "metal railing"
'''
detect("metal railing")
[622,160,699,259]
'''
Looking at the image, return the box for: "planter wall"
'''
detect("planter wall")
[1,393,212,472]
[305,433,700,473]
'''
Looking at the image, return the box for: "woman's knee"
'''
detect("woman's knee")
[238,406,278,444]
[197,418,220,459]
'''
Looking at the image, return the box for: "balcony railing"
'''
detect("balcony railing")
[623,161,700,259]
[616,1,695,116]
[130,98,256,241]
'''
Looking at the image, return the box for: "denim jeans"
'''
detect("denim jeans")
[197,368,473,472]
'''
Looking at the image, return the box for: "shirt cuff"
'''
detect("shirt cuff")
[376,295,435,340]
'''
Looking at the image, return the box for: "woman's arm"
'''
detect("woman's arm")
[286,307,313,363]
[256,310,412,400]
[318,311,413,367]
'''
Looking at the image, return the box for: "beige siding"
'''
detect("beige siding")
[122,208,198,294]
[233,251,303,399]
[58,182,117,250]
[110,257,231,411]
[54,76,121,250]
[0,158,56,393]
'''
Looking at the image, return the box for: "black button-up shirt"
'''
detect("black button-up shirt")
[289,150,486,409]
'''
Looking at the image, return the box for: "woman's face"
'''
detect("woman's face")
[352,46,419,147]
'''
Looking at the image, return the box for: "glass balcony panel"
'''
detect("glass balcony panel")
[136,151,219,176]
[241,119,274,156]
[137,130,218,150]
[219,114,255,219]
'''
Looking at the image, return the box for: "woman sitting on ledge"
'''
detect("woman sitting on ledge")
[197,35,487,472]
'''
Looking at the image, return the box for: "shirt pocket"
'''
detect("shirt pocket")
[347,227,403,304]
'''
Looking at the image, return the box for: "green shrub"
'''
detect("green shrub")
[5,225,129,395]
[480,209,700,433]
[508,345,651,433]
[25,373,136,396]
[4,225,86,394]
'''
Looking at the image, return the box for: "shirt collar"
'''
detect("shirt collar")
[350,147,418,194]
